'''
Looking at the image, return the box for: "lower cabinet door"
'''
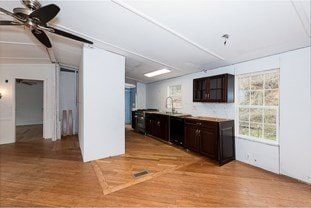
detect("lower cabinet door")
[184,124,200,152]
[200,127,218,159]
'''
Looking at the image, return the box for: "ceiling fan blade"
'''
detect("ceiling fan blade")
[32,29,52,48]
[0,7,25,22]
[48,26,93,44]
[29,4,60,24]
[0,20,23,25]
[0,7,14,16]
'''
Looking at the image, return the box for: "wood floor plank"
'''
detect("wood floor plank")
[0,125,310,207]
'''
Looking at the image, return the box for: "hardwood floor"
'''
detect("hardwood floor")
[0,125,310,207]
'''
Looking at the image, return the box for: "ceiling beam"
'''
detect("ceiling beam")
[291,0,311,37]
[111,0,225,61]
[0,40,38,46]
[51,24,186,72]
[46,36,57,63]
[0,57,50,60]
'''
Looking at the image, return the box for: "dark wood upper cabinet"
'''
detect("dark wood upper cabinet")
[193,78,208,102]
[193,74,234,103]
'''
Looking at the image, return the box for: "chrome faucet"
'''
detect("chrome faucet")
[166,96,175,114]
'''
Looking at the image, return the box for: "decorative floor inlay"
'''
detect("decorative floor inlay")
[92,133,201,195]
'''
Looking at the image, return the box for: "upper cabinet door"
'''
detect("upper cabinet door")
[207,75,225,102]
[193,74,234,103]
[193,78,208,102]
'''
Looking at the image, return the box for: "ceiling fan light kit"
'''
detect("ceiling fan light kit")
[0,0,93,48]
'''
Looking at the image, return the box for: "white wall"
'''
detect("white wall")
[60,70,78,134]
[279,47,311,183]
[146,65,235,118]
[79,47,125,162]
[146,47,311,183]
[15,81,43,126]
[0,64,59,144]
[135,82,146,109]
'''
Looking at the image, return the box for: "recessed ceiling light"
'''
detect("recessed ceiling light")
[144,69,171,77]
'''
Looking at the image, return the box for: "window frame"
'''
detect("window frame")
[167,84,182,109]
[235,69,280,145]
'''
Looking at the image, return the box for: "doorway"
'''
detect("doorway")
[15,79,44,142]
[125,88,135,124]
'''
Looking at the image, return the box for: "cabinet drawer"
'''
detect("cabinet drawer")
[184,119,198,125]
[200,121,218,129]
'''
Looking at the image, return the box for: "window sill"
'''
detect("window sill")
[236,135,279,147]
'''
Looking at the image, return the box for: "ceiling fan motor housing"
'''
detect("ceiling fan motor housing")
[22,0,41,11]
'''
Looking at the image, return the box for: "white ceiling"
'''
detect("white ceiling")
[0,0,310,83]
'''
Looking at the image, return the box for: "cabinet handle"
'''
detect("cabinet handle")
[157,121,160,126]
[208,93,210,99]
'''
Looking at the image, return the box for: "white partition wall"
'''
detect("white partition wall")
[79,46,125,162]
[0,64,59,144]
[279,47,311,184]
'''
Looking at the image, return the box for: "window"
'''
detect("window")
[167,85,182,109]
[236,69,279,144]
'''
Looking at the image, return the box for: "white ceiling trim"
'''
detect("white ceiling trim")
[0,40,38,46]
[0,57,50,60]
[59,63,79,70]
[125,76,144,82]
[291,0,311,37]
[46,48,56,64]
[111,0,225,61]
[50,24,184,72]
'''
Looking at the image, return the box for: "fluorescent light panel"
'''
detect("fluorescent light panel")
[144,69,171,77]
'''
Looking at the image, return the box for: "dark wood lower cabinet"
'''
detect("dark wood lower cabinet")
[145,113,169,141]
[184,123,200,152]
[200,126,218,160]
[184,119,235,165]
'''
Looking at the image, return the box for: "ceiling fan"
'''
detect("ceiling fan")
[0,0,93,48]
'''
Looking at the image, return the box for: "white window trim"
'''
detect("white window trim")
[167,84,182,109]
[235,69,280,145]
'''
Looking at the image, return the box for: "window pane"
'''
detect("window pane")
[250,108,263,123]
[264,124,277,141]
[264,109,277,124]
[168,85,182,108]
[237,70,279,142]
[251,74,263,90]
[239,122,249,136]
[265,90,278,106]
[239,90,250,105]
[239,77,250,90]
[239,108,249,122]
[251,90,263,105]
[265,72,279,89]
[250,123,263,138]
